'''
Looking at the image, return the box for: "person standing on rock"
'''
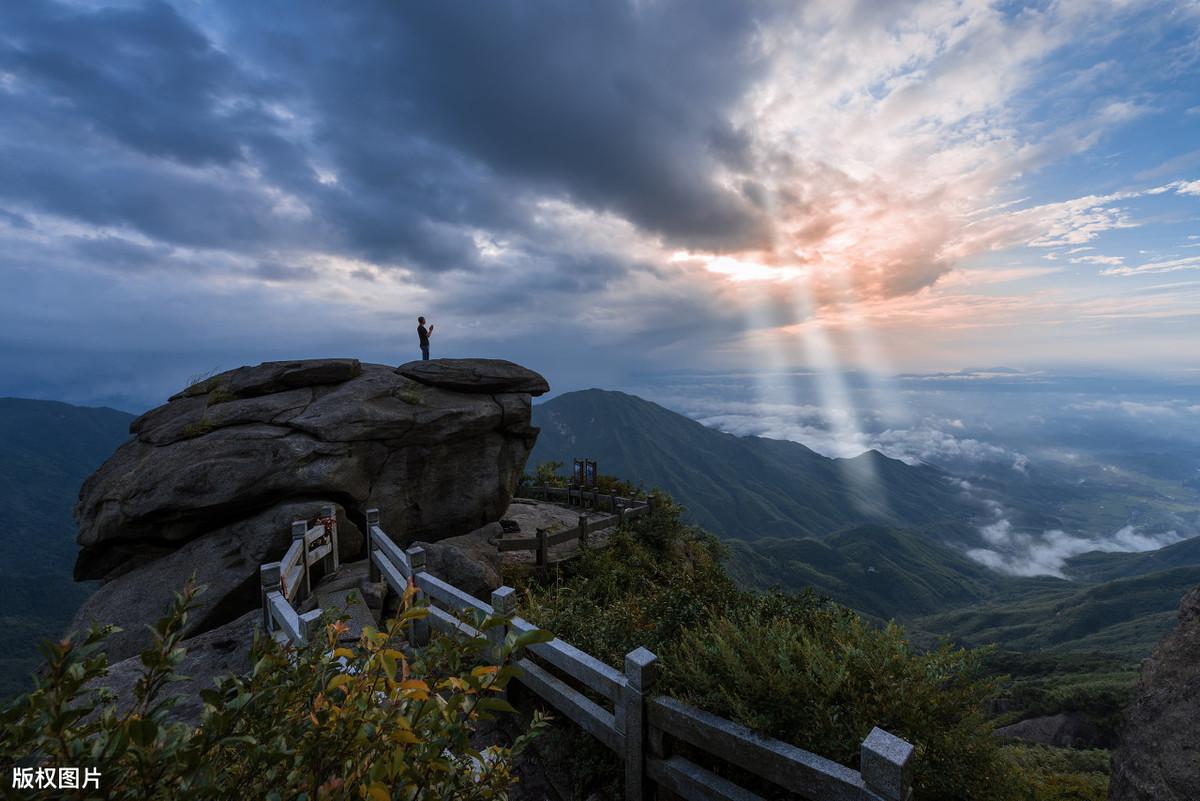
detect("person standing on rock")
[417,316,433,361]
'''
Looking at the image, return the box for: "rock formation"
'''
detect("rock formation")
[994,712,1103,749]
[1109,584,1200,801]
[70,357,547,661]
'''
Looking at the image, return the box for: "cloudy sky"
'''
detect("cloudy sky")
[2,0,1199,410]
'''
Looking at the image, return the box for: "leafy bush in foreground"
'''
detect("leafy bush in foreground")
[1,580,547,800]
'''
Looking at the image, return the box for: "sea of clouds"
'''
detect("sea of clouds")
[636,373,1198,578]
[967,518,1184,578]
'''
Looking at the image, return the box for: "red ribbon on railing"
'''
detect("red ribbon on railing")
[304,515,336,554]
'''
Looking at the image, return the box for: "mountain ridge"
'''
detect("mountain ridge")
[529,388,1200,657]
[531,388,970,541]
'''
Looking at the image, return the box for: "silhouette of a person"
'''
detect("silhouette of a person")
[417,316,433,360]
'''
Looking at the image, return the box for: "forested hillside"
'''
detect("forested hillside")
[0,398,132,697]
[531,389,968,540]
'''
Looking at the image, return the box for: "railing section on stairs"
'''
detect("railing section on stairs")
[258,503,340,645]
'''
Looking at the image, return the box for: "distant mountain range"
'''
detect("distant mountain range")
[4,388,1197,699]
[531,389,970,540]
[531,389,1200,657]
[0,398,133,697]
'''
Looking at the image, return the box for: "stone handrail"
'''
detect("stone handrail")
[504,484,655,564]
[258,503,340,645]
[365,507,914,801]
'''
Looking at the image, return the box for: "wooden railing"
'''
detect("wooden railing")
[505,484,655,564]
[365,507,914,801]
[258,503,340,644]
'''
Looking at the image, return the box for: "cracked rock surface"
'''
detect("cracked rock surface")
[71,358,547,661]
[1109,585,1200,801]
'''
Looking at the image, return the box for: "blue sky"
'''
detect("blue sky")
[1,0,1198,411]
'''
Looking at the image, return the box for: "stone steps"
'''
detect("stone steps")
[313,585,379,643]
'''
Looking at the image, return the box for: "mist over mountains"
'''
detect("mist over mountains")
[615,368,1200,574]
[530,379,1200,656]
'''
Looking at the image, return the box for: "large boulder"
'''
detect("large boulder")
[994,712,1104,749]
[1109,585,1200,801]
[91,609,260,725]
[71,357,547,661]
[397,358,550,395]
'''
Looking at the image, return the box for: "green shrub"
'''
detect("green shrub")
[1,580,548,800]
[1002,744,1109,801]
[519,496,1022,801]
[530,461,567,488]
[664,607,1017,801]
[518,496,742,664]
[523,461,643,498]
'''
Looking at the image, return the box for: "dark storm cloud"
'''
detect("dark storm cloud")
[0,1,258,167]
[0,0,776,278]
[305,1,771,248]
[0,0,787,407]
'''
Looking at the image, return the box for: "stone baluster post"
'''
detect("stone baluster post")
[861,727,915,801]
[365,508,381,582]
[321,503,339,574]
[577,514,588,548]
[621,647,659,801]
[260,562,281,632]
[489,586,517,700]
[292,520,310,600]
[407,546,429,646]
[536,528,548,567]
[298,609,323,646]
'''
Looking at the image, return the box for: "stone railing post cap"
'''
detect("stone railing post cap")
[625,646,658,671]
[863,727,914,765]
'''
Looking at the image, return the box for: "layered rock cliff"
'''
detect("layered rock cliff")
[1109,584,1200,801]
[70,357,548,661]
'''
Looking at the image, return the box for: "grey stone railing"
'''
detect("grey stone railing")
[365,507,915,801]
[505,484,655,564]
[258,503,340,644]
